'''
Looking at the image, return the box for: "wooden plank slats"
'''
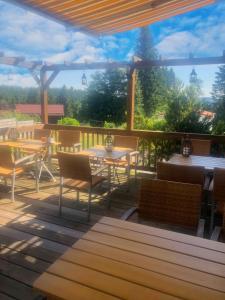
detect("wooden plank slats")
[8,0,215,35]
[34,217,225,300]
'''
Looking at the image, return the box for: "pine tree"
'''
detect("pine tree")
[135,26,175,117]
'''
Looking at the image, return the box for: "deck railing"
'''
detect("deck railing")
[0,122,224,170]
[45,124,225,170]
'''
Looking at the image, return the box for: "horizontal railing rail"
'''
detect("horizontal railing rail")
[45,124,225,170]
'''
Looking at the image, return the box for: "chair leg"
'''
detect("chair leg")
[11,171,16,202]
[59,177,63,215]
[35,156,39,193]
[87,188,92,222]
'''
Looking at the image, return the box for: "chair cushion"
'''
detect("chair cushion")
[63,175,105,191]
[0,167,24,177]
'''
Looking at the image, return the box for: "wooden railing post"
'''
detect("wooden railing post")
[127,67,136,131]
[40,69,48,124]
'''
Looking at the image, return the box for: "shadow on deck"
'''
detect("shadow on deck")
[0,170,144,300]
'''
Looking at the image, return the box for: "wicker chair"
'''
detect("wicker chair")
[210,207,225,242]
[209,167,225,234]
[122,178,204,236]
[0,145,38,201]
[34,128,51,141]
[157,162,209,189]
[57,152,107,221]
[58,130,81,152]
[106,135,139,182]
[191,139,211,156]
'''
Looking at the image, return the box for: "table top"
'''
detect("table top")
[168,153,225,171]
[80,145,133,160]
[0,139,45,152]
[34,217,225,300]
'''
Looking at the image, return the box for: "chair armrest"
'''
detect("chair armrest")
[74,143,81,150]
[129,151,139,157]
[15,153,37,166]
[121,207,137,220]
[208,179,214,192]
[92,165,107,176]
[203,175,211,191]
[196,218,205,238]
[210,226,221,241]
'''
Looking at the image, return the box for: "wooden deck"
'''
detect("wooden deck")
[0,170,224,299]
[0,171,141,300]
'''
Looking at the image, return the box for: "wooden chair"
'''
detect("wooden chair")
[210,207,225,242]
[209,167,225,233]
[57,130,81,152]
[157,162,209,189]
[57,152,107,221]
[34,129,51,141]
[191,139,211,156]
[0,145,38,201]
[106,135,139,182]
[122,178,204,236]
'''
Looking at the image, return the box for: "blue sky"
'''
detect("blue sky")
[0,0,224,96]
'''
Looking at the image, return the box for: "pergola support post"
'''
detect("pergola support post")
[127,67,136,131]
[40,69,48,124]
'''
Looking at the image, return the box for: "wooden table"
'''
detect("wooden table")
[81,145,133,160]
[168,153,225,171]
[34,217,225,300]
[0,139,45,152]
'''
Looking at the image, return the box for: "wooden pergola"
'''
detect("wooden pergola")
[1,0,217,128]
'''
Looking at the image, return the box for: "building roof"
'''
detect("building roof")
[6,0,214,35]
[16,104,64,116]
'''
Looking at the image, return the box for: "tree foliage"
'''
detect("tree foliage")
[84,69,128,125]
[135,26,176,117]
[212,65,225,134]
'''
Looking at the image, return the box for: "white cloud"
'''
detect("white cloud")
[0,73,37,87]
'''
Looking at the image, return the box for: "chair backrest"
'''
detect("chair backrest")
[139,179,202,229]
[157,162,205,186]
[34,129,51,140]
[58,130,80,148]
[213,168,225,214]
[57,152,91,182]
[0,145,14,168]
[191,139,211,156]
[114,135,138,150]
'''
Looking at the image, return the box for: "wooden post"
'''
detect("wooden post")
[127,67,136,131]
[40,69,48,124]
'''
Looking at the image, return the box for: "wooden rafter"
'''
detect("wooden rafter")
[4,0,215,35]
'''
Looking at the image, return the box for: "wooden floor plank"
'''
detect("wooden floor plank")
[91,223,225,264]
[0,210,83,246]
[0,247,50,273]
[81,231,225,277]
[74,239,225,293]
[61,247,225,299]
[0,292,16,300]
[0,274,39,300]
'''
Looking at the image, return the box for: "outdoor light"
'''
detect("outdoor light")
[81,73,87,85]
[181,135,192,157]
[105,133,113,152]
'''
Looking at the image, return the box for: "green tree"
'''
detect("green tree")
[85,69,128,125]
[165,81,211,133]
[135,26,176,117]
[212,65,225,134]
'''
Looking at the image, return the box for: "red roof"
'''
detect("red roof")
[15,104,64,116]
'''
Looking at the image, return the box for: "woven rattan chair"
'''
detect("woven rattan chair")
[157,162,209,189]
[58,130,81,152]
[191,139,211,156]
[34,128,51,141]
[57,152,107,221]
[210,207,225,242]
[122,178,204,236]
[0,145,38,201]
[209,167,225,234]
[106,135,139,182]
